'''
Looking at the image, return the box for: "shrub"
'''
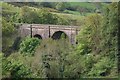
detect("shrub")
[19,37,41,56]
[88,57,114,77]
[2,55,32,78]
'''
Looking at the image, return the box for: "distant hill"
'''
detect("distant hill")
[3,2,108,26]
[9,2,107,15]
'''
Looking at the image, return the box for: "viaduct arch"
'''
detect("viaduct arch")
[17,24,80,44]
[52,31,68,40]
[33,34,42,39]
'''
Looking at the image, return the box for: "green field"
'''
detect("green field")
[69,2,96,10]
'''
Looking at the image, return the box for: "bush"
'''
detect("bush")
[2,54,32,78]
[19,6,69,25]
[75,43,91,55]
[88,57,114,77]
[19,37,41,56]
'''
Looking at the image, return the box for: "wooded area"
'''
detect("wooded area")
[1,2,119,79]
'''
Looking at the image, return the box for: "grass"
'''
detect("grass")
[69,2,96,10]
[51,12,85,26]
[51,12,84,19]
[63,10,81,15]
[2,2,20,13]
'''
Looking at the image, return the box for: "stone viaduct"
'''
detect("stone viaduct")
[16,24,80,44]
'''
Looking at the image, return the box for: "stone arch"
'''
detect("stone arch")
[51,31,69,40]
[33,34,42,39]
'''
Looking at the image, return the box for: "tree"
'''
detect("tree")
[2,53,32,79]
[34,38,72,78]
[2,18,15,36]
[55,2,67,11]
[2,2,20,54]
[19,37,41,56]
[77,13,102,54]
[2,18,16,54]
[39,2,54,8]
[66,3,118,77]
[19,6,68,25]
[20,6,40,23]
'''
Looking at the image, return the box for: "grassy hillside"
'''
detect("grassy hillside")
[51,12,85,25]
[7,2,107,14]
[2,2,107,26]
[69,2,96,10]
[2,2,20,12]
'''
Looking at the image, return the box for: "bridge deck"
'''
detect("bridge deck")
[15,23,80,28]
